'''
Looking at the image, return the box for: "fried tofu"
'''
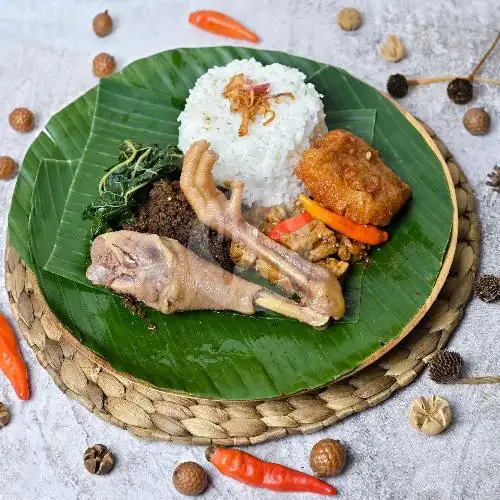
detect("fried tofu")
[296,130,411,226]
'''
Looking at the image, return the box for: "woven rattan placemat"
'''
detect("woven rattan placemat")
[4,123,478,446]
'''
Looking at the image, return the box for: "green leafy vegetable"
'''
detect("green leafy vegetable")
[82,140,183,238]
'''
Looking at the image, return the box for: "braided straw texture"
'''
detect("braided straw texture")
[4,125,478,446]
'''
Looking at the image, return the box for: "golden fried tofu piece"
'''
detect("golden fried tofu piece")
[296,130,411,226]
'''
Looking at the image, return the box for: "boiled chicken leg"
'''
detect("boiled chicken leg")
[86,231,329,327]
[180,140,345,320]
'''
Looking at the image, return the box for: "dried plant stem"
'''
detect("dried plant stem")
[469,32,500,78]
[407,75,500,86]
[453,376,500,385]
[470,76,500,85]
[405,33,500,90]
[407,76,456,85]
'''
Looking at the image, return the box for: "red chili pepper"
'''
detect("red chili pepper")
[188,10,260,43]
[206,447,337,495]
[267,212,313,242]
[0,314,30,400]
[299,194,389,246]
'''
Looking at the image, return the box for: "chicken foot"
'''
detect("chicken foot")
[86,231,329,327]
[254,293,328,327]
[180,140,345,320]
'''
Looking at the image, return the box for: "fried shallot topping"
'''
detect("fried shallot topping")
[222,74,294,136]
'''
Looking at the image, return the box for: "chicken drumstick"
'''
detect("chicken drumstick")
[86,231,329,327]
[180,141,345,320]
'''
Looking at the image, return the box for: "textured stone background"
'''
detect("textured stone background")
[0,1,499,499]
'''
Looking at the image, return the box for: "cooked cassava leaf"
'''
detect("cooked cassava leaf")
[82,140,183,238]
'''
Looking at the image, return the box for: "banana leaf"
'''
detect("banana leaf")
[15,47,453,400]
[8,133,64,269]
[44,79,182,284]
[29,159,79,298]
[8,90,96,268]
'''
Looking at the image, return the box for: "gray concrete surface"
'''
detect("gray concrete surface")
[0,1,499,499]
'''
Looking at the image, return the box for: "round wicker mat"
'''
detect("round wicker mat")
[5,123,479,446]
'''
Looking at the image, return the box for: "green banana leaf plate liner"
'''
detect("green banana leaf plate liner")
[8,47,457,400]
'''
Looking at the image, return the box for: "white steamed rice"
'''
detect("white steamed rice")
[177,58,327,207]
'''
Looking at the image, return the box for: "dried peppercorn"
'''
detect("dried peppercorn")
[387,74,409,98]
[428,349,500,385]
[447,78,473,104]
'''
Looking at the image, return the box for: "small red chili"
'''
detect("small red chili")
[267,212,313,242]
[206,447,337,495]
[0,314,30,400]
[188,10,259,43]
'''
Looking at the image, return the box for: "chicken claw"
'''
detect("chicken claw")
[180,140,346,320]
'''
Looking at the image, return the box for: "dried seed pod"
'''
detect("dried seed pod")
[336,7,362,31]
[387,74,409,98]
[379,35,406,63]
[409,395,452,435]
[463,108,491,135]
[92,53,116,78]
[173,462,208,496]
[0,402,10,428]
[447,78,473,104]
[92,10,113,37]
[474,274,500,303]
[486,166,500,192]
[428,351,463,382]
[8,107,35,133]
[83,444,115,475]
[309,439,346,477]
[0,156,18,180]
